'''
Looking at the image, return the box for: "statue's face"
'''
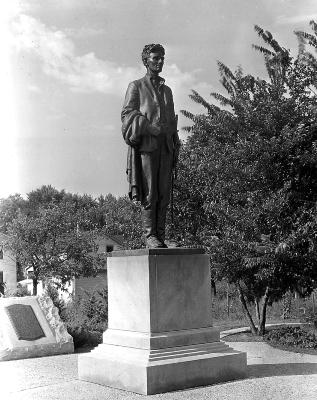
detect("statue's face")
[146,51,164,74]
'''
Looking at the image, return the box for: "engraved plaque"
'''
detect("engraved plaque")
[5,304,45,341]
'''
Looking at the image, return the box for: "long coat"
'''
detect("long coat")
[121,74,180,201]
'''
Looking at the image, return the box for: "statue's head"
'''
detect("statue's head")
[142,44,165,74]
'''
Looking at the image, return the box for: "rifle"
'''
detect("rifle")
[171,115,179,231]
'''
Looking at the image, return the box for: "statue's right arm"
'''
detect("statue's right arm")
[121,82,140,121]
[121,82,160,137]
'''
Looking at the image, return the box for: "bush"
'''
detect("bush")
[5,283,31,297]
[44,282,66,317]
[63,288,108,348]
[265,326,317,350]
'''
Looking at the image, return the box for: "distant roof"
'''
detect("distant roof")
[108,234,124,246]
[94,234,124,246]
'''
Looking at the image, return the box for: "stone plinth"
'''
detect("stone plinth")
[0,296,74,361]
[78,249,246,394]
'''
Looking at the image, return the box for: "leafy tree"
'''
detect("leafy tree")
[1,185,143,248]
[27,185,67,210]
[174,22,317,334]
[295,20,317,93]
[0,194,26,233]
[25,186,101,231]
[1,184,145,296]
[97,194,143,249]
[7,203,105,294]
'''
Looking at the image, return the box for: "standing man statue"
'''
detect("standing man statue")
[121,44,180,248]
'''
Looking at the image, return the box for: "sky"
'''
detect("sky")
[0,0,316,199]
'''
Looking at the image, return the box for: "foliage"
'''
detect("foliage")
[212,291,246,324]
[174,21,317,335]
[301,305,317,328]
[97,194,143,249]
[4,283,31,297]
[0,194,26,233]
[0,184,144,301]
[212,284,317,329]
[1,186,143,251]
[265,326,317,350]
[63,289,108,348]
[44,282,66,317]
[7,202,106,294]
[0,281,5,296]
[295,20,317,92]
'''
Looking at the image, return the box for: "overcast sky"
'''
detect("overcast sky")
[0,0,316,199]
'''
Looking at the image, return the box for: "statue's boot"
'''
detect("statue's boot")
[157,204,181,248]
[142,208,164,248]
[156,204,168,248]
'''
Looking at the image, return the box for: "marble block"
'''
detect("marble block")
[78,249,247,394]
[0,295,74,361]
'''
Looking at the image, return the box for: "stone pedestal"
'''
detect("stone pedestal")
[78,249,246,394]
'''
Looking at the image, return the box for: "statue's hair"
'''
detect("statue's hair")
[141,44,165,66]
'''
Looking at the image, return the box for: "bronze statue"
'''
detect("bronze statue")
[121,44,180,248]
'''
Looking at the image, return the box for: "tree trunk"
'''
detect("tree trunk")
[236,283,257,335]
[211,279,217,296]
[33,277,38,295]
[258,287,270,335]
[226,282,230,317]
[255,298,260,327]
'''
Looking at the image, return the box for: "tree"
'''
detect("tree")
[0,194,26,233]
[7,203,105,294]
[26,185,67,210]
[295,20,317,93]
[173,22,317,335]
[97,194,143,249]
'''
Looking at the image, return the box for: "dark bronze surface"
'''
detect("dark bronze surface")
[5,304,46,341]
[121,44,181,248]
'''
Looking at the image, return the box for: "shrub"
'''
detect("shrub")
[44,282,66,317]
[63,288,108,348]
[265,326,317,350]
[5,283,31,297]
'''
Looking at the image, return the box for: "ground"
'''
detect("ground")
[1,328,317,400]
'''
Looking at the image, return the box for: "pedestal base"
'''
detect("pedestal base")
[79,335,246,394]
[78,249,247,394]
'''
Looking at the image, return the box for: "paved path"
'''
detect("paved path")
[1,339,317,400]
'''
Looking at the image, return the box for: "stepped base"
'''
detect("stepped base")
[78,339,246,395]
[102,326,220,349]
[78,249,247,394]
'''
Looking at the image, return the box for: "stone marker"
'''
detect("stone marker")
[5,304,46,341]
[78,248,247,395]
[0,295,74,361]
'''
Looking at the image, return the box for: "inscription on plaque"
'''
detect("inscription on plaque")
[5,304,46,341]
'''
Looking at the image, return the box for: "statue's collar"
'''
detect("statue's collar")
[145,72,165,87]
